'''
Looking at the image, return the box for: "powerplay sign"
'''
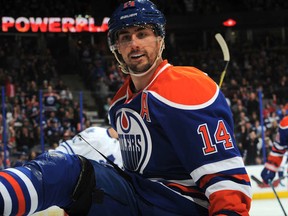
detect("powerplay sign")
[1,16,109,33]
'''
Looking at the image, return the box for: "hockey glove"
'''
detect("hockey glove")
[261,167,276,184]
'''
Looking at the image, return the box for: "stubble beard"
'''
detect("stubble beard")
[128,61,152,73]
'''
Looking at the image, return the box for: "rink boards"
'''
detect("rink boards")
[247,165,288,200]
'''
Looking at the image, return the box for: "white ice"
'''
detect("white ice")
[250,198,288,216]
[32,198,288,216]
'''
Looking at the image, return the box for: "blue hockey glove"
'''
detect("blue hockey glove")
[261,167,276,184]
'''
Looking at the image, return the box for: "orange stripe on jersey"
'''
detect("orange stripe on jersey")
[147,64,218,105]
[0,172,26,215]
[271,146,286,154]
[199,173,250,188]
[209,190,250,216]
[267,154,283,167]
[165,182,207,199]
[280,116,288,128]
[166,182,197,193]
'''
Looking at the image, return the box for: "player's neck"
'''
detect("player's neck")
[130,58,163,92]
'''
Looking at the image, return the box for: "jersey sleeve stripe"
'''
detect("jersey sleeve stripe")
[205,180,252,198]
[0,172,26,215]
[0,181,13,215]
[63,141,75,154]
[273,142,286,151]
[7,168,38,215]
[191,156,245,182]
[58,142,75,154]
[199,173,250,189]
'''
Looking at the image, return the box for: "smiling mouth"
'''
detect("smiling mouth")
[130,53,145,59]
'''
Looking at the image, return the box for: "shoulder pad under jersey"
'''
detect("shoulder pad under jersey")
[146,66,218,106]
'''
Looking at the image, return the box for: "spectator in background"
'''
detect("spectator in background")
[243,129,261,165]
[107,61,124,92]
[5,75,15,103]
[27,80,39,99]
[15,119,35,153]
[11,152,27,167]
[95,77,110,118]
[275,76,287,105]
[26,94,40,126]
[60,86,73,102]
[61,118,76,138]
[43,85,60,118]
[0,147,10,170]
[44,118,63,147]
[246,92,259,120]
[28,150,38,161]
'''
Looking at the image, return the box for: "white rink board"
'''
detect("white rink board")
[246,165,288,199]
[250,198,288,216]
[32,206,64,216]
[32,200,288,216]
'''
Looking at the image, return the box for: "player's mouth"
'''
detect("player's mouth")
[130,53,145,60]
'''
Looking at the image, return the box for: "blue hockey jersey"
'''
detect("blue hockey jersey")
[108,60,252,215]
[265,116,288,170]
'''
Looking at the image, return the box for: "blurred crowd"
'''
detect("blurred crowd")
[0,0,287,168]
[1,0,288,19]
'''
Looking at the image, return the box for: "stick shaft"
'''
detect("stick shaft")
[215,33,230,88]
[270,182,287,216]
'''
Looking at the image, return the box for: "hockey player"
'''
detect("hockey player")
[55,126,123,167]
[0,1,251,215]
[261,115,288,184]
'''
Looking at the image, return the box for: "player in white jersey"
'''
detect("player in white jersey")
[54,126,123,167]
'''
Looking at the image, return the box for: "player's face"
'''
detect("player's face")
[116,25,161,74]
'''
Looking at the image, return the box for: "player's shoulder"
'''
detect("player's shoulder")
[83,126,106,133]
[279,116,288,128]
[79,126,108,140]
[147,64,218,105]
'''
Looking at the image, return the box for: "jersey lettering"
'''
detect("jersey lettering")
[198,123,217,155]
[140,92,151,122]
[214,120,233,149]
[198,120,234,155]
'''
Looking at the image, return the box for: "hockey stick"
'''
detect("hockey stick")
[269,180,288,216]
[215,33,230,88]
[77,134,132,182]
[251,174,283,188]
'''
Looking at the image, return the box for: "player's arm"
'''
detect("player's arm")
[0,151,95,215]
[161,110,251,215]
[55,128,92,156]
[262,140,286,174]
[149,74,251,215]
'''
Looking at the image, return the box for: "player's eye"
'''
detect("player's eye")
[118,34,131,44]
[136,31,148,39]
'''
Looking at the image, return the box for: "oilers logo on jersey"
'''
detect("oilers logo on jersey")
[116,108,152,173]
